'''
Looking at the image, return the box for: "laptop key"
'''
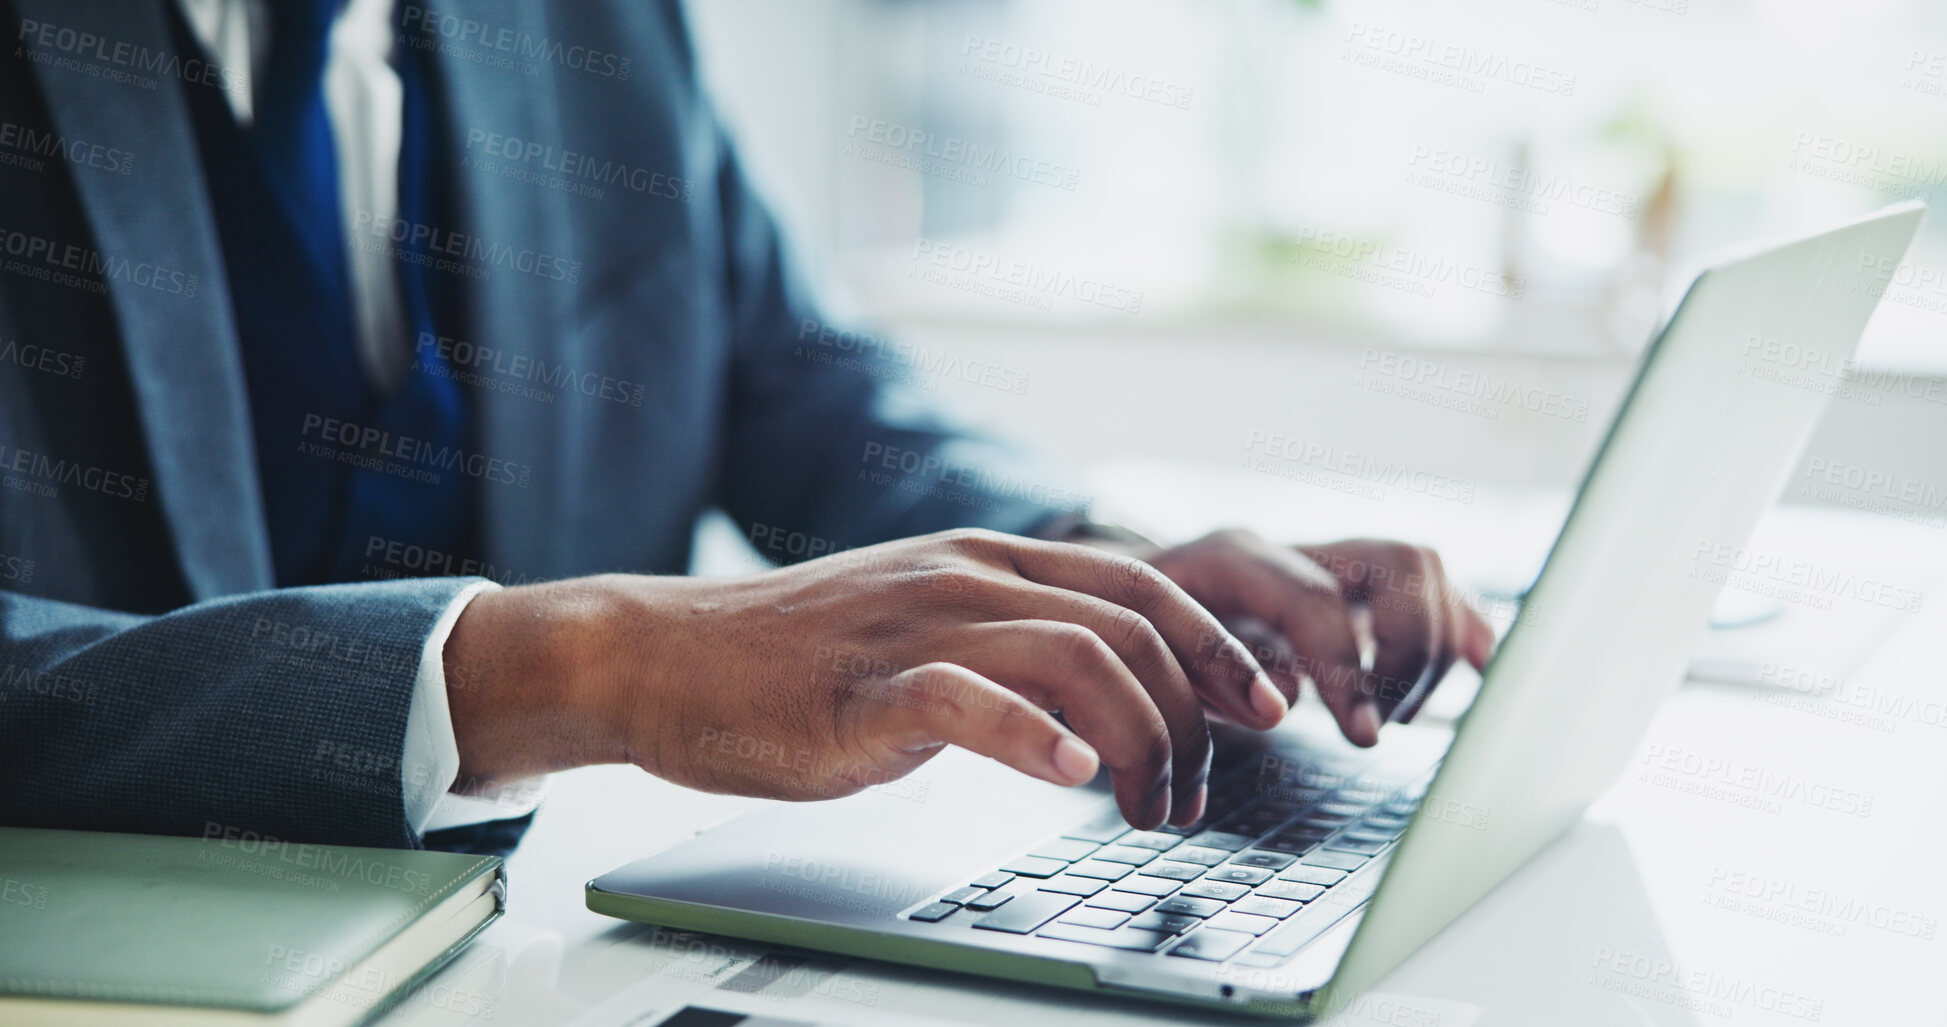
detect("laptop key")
[1279,866,1347,887]
[1232,896,1303,920]
[908,901,959,922]
[1029,838,1100,862]
[1258,880,1326,902]
[1117,831,1182,851]
[1303,851,1369,871]
[1324,838,1388,856]
[1091,845,1159,866]
[1339,829,1397,846]
[1038,875,1107,897]
[1086,891,1155,914]
[1110,875,1179,898]
[1207,911,1281,936]
[1059,906,1130,929]
[1065,859,1133,881]
[1167,845,1231,867]
[1253,908,1348,957]
[1153,895,1227,918]
[1062,811,1130,843]
[1179,879,1249,902]
[1188,830,1255,851]
[941,886,986,905]
[1230,851,1296,870]
[1137,861,1204,882]
[1000,856,1070,878]
[972,892,1079,934]
[1037,922,1173,952]
[970,872,1015,890]
[1167,928,1253,961]
[1258,836,1322,855]
[964,889,1017,912]
[1207,866,1274,886]
[1128,911,1203,935]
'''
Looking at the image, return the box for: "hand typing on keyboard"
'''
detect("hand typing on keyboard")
[1135,531,1495,745]
[437,527,1488,830]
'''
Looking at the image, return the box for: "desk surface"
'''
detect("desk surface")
[376,466,1947,1027]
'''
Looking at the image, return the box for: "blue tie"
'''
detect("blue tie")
[175,0,473,586]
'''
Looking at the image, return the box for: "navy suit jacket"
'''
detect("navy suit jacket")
[0,0,1077,849]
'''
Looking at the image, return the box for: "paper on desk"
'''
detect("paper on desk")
[563,929,963,1027]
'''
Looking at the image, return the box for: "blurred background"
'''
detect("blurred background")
[682,0,1947,542]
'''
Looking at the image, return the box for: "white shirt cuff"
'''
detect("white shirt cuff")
[400,580,550,835]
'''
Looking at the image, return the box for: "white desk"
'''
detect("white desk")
[377,463,1947,1026]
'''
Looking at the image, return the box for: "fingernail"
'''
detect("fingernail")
[1052,736,1099,784]
[1249,674,1288,725]
[1351,701,1383,747]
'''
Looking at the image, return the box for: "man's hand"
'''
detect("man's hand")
[1136,529,1495,746]
[442,528,1283,830]
[440,526,1489,831]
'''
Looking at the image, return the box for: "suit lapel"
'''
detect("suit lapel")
[417,0,575,577]
[16,0,274,598]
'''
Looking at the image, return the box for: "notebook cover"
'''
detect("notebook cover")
[0,826,503,1014]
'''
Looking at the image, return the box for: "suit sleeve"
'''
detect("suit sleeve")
[708,130,1088,559]
[0,577,488,849]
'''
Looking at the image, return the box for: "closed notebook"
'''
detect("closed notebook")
[0,826,504,1026]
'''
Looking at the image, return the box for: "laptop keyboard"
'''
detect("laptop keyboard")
[903,754,1428,967]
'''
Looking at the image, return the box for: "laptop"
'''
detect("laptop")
[587,202,1925,1018]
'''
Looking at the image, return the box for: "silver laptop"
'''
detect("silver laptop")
[587,202,1924,1017]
